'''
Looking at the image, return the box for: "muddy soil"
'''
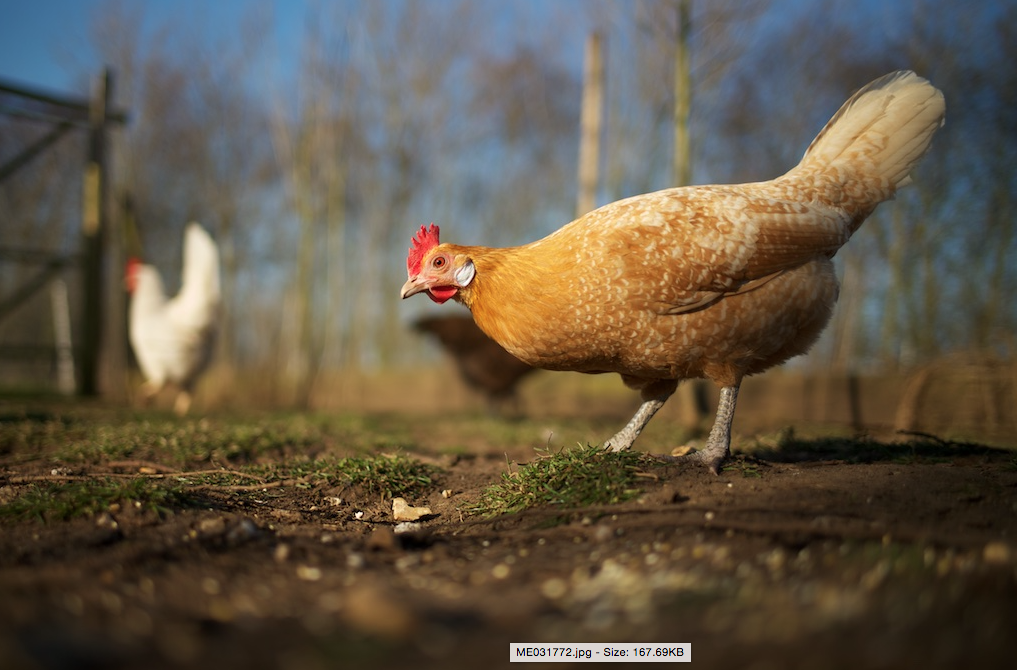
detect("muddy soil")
[1,411,1016,670]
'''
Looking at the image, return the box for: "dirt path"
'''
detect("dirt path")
[2,424,1016,669]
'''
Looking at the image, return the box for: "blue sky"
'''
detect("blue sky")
[0,0,96,91]
[0,0,310,93]
[0,0,583,104]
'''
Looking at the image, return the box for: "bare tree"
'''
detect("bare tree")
[27,0,1006,406]
[269,4,358,406]
[186,10,273,370]
[88,1,277,402]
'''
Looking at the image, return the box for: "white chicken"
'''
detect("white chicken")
[126,222,221,416]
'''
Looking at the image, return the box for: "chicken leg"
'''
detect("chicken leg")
[605,380,738,474]
[603,379,678,452]
[173,389,193,417]
[137,380,163,407]
[682,384,739,475]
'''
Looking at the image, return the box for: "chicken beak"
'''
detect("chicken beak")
[400,276,428,299]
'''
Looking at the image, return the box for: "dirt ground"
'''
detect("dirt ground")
[1,403,1016,670]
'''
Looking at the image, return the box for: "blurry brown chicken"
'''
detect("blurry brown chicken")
[401,71,945,472]
[413,315,536,412]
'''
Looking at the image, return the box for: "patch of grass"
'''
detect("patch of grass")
[0,477,194,523]
[468,445,652,517]
[240,453,441,499]
[332,453,440,498]
[59,418,337,465]
[722,459,764,478]
[0,410,423,469]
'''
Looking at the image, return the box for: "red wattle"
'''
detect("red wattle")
[428,286,458,304]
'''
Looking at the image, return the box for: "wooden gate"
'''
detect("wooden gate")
[0,70,128,397]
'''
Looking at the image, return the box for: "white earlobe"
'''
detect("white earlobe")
[455,260,476,287]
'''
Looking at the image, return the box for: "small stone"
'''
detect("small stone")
[983,541,1013,565]
[296,565,322,581]
[226,518,259,543]
[366,527,398,552]
[342,584,416,638]
[207,598,234,622]
[199,517,226,535]
[392,497,432,521]
[541,578,568,599]
[671,444,696,457]
[861,560,891,591]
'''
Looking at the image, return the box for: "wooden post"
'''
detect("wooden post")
[103,79,128,401]
[575,33,604,219]
[80,69,112,396]
[50,279,76,395]
[672,0,692,188]
[671,1,709,429]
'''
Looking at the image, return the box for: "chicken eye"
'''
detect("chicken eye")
[432,256,446,269]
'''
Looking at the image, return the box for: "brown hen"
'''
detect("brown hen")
[413,315,536,412]
[401,71,945,472]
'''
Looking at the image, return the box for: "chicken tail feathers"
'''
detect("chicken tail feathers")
[180,222,221,304]
[797,70,945,192]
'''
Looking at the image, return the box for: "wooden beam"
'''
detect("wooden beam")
[0,76,128,124]
[0,257,73,323]
[0,120,74,184]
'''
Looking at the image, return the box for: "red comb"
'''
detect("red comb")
[125,256,143,292]
[407,223,440,274]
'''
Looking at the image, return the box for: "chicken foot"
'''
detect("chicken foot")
[137,380,163,406]
[136,380,193,417]
[173,390,193,417]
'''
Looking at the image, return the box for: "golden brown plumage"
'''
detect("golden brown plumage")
[401,71,945,472]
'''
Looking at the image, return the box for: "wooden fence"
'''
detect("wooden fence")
[0,70,128,397]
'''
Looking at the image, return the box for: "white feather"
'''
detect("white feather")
[797,70,946,189]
